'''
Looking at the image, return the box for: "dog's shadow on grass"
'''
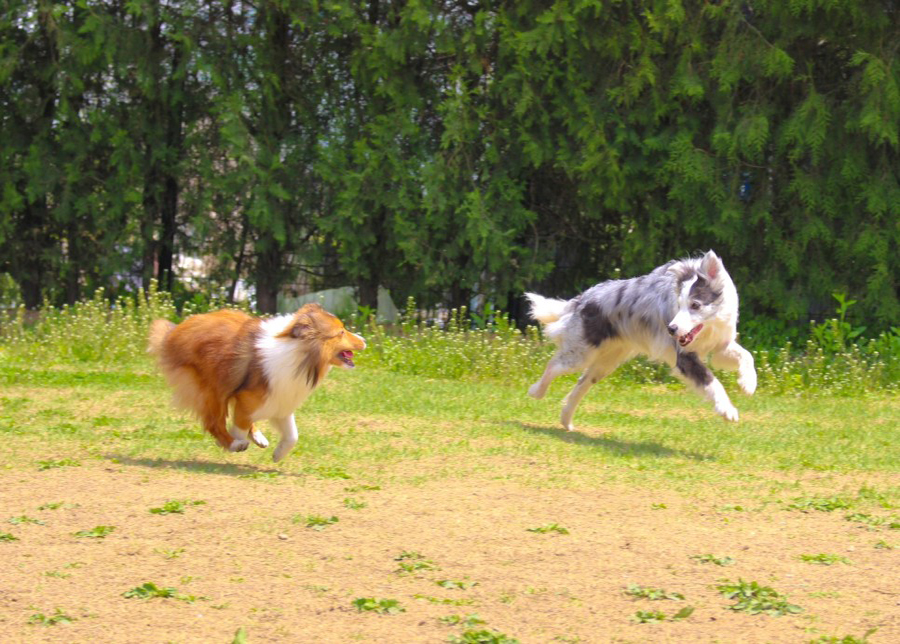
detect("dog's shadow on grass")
[510,422,714,462]
[106,455,294,478]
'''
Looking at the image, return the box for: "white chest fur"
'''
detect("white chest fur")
[252,315,322,421]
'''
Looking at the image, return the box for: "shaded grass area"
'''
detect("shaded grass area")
[2,364,898,504]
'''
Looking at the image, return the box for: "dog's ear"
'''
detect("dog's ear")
[666,261,690,281]
[287,312,317,340]
[700,250,722,281]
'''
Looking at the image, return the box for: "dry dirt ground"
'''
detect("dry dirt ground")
[1,456,898,643]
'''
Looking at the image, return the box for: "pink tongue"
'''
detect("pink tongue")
[682,324,703,345]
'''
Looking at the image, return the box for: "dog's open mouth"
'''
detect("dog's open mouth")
[338,350,355,368]
[678,324,704,347]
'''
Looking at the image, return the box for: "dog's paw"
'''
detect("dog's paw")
[738,368,758,396]
[527,383,546,399]
[717,404,739,422]
[250,429,269,448]
[229,438,250,452]
[272,443,295,463]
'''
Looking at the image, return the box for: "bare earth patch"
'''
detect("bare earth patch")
[2,458,897,643]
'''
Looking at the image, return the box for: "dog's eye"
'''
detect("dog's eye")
[690,302,701,311]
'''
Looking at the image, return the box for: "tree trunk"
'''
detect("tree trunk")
[255,240,282,314]
[358,279,379,312]
[155,43,185,293]
[156,173,178,292]
[65,218,80,305]
[229,216,250,304]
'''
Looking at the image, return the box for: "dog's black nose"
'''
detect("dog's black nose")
[667,324,677,336]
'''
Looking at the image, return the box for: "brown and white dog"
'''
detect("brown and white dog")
[148,303,365,462]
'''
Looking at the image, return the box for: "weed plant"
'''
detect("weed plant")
[2,287,897,394]
[0,282,176,366]
[123,582,202,602]
[690,554,735,566]
[351,597,405,614]
[631,607,695,623]
[717,579,802,616]
[449,629,519,643]
[624,584,685,601]
[798,553,852,565]
[354,295,898,393]
[73,525,115,539]
[28,609,74,626]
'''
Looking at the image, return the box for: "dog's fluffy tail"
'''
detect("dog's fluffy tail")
[148,319,175,357]
[524,293,571,325]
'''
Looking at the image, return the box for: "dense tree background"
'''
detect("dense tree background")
[1,1,897,334]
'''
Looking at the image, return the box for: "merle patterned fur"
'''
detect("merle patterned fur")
[524,250,757,429]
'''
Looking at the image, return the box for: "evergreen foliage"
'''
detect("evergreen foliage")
[1,1,897,332]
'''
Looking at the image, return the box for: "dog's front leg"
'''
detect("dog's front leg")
[711,341,757,395]
[676,351,739,421]
[270,415,299,463]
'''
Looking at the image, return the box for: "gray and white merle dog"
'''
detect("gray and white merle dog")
[525,250,757,430]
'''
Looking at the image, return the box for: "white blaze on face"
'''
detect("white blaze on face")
[668,275,698,336]
[669,275,708,348]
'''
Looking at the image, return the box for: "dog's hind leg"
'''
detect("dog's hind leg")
[560,346,630,431]
[528,350,584,400]
[231,395,269,449]
[710,341,757,395]
[201,397,243,450]
[673,351,739,421]
[559,370,598,432]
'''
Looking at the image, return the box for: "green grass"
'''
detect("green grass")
[0,361,898,502]
[2,300,897,643]
[0,293,898,508]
